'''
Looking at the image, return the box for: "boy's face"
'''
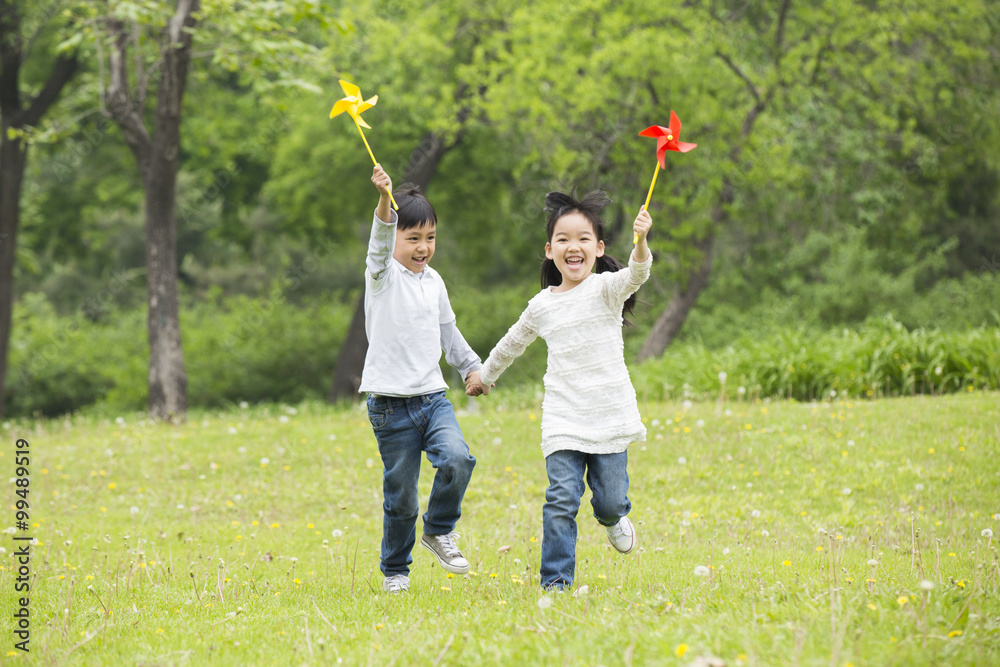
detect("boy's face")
[393,220,436,273]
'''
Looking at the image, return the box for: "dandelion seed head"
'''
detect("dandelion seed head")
[867,559,879,566]
[919,580,934,591]
[677,457,687,465]
[693,565,710,577]
[842,488,852,495]
[751,509,761,518]
[278,415,289,423]
[982,528,993,538]
[331,529,343,539]
[738,386,746,395]
[537,596,553,609]
[718,372,727,383]
[228,427,238,434]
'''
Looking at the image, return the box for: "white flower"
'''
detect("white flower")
[260,457,270,465]
[761,530,769,537]
[693,565,710,577]
[115,417,125,425]
[915,483,924,491]
[750,510,761,519]
[331,529,343,539]
[993,513,1000,520]
[239,401,249,409]
[652,419,661,427]
[696,419,705,427]
[682,400,692,410]
[677,457,687,465]
[718,371,728,383]
[737,386,746,395]
[842,488,852,495]
[919,580,934,591]
[130,507,139,515]
[722,547,731,555]
[867,559,879,566]
[934,366,943,376]
[982,529,994,538]
[278,416,289,423]
[847,440,855,447]
[830,390,837,398]
[573,585,589,598]
[537,596,553,609]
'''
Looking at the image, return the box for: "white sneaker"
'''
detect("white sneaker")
[383,574,410,593]
[420,532,470,574]
[606,517,636,554]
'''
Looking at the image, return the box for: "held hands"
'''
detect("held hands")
[633,206,652,262]
[465,371,492,397]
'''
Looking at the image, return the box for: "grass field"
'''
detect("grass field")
[2,391,999,665]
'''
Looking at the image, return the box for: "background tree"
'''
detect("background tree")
[87,0,334,420]
[0,0,78,420]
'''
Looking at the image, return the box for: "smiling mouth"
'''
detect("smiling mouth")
[565,256,584,268]
[413,257,427,264]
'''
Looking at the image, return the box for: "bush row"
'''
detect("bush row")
[631,316,1000,401]
[5,289,997,418]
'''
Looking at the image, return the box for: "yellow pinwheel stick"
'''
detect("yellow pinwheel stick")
[330,80,398,210]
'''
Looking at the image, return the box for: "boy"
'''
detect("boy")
[361,165,488,594]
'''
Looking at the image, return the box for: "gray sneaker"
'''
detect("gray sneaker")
[420,531,470,574]
[383,574,410,593]
[606,517,637,554]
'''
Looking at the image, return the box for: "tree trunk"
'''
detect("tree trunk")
[105,0,198,421]
[329,129,461,402]
[0,136,25,418]
[636,233,715,362]
[0,1,79,418]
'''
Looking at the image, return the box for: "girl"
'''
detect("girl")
[468,191,652,589]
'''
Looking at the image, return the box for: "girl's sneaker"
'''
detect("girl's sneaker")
[606,517,637,553]
[383,574,410,593]
[420,532,470,574]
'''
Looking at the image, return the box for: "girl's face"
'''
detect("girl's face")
[545,212,605,291]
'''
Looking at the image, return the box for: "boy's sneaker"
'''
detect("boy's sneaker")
[420,532,470,574]
[383,574,410,593]
[606,517,637,554]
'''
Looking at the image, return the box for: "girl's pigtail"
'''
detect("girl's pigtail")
[595,254,637,325]
[541,258,563,289]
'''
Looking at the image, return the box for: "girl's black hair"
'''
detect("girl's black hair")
[541,190,637,324]
[394,183,437,230]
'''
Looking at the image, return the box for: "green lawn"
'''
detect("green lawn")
[2,391,999,665]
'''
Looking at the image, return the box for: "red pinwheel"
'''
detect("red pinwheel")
[640,110,697,168]
[635,111,697,243]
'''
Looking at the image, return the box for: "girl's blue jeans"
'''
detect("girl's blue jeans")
[541,449,631,589]
[367,392,476,577]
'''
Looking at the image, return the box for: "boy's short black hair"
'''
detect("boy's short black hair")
[394,183,437,230]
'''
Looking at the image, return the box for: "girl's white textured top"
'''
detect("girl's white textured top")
[481,254,652,457]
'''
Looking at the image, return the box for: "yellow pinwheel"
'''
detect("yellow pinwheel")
[330,79,398,209]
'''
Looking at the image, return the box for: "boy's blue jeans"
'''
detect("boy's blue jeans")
[367,392,476,577]
[541,449,631,589]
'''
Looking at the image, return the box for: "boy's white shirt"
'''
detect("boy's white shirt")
[359,209,482,396]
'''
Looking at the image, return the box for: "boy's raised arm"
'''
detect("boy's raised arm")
[367,165,396,282]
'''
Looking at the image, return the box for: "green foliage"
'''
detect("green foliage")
[632,316,1000,402]
[4,293,356,417]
